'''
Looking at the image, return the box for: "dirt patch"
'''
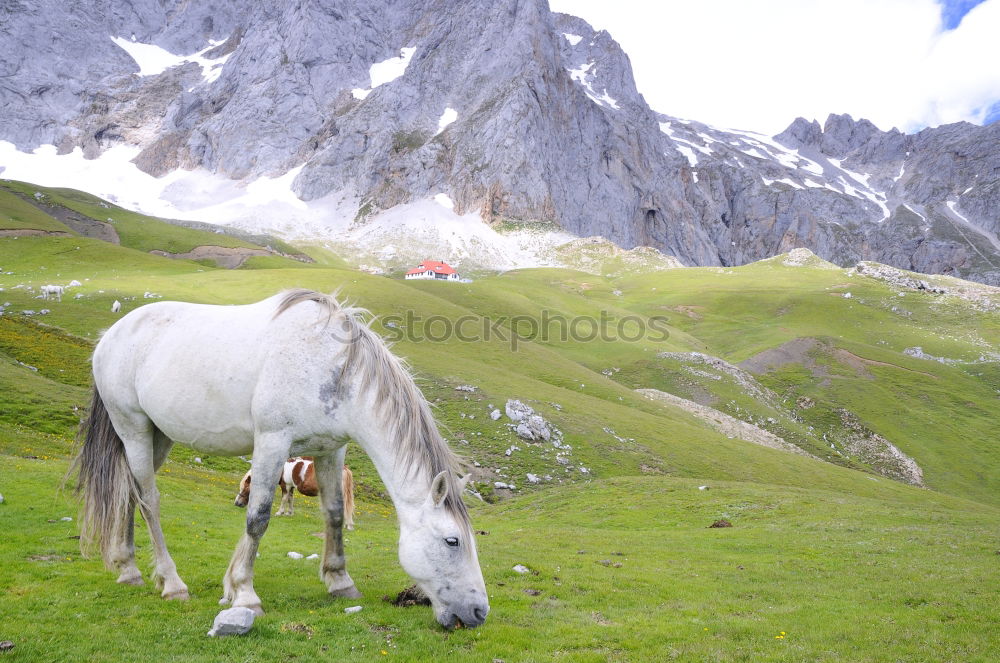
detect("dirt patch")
[709,519,733,528]
[149,245,272,268]
[280,622,315,638]
[739,337,823,375]
[27,554,63,562]
[740,337,938,381]
[386,585,431,607]
[0,229,73,237]
[658,304,704,320]
[11,191,120,243]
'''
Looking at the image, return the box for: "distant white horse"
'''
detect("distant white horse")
[41,285,64,301]
[73,289,488,628]
[111,300,121,313]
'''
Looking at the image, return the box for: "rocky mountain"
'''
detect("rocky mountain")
[1,0,998,283]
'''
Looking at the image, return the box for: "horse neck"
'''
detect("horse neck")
[347,400,431,516]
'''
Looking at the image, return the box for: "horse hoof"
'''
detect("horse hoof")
[236,603,265,617]
[117,572,144,586]
[329,585,362,599]
[163,589,190,601]
[218,596,231,606]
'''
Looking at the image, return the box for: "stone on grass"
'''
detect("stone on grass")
[0,493,4,504]
[490,409,501,420]
[512,564,530,574]
[344,605,363,614]
[207,607,255,637]
[287,551,304,559]
[306,553,319,560]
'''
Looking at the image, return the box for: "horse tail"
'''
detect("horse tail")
[343,465,355,528]
[70,387,141,568]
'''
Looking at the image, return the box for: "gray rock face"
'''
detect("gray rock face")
[1,0,998,283]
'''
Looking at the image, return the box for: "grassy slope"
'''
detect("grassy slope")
[0,179,296,255]
[1,226,999,661]
[0,189,75,232]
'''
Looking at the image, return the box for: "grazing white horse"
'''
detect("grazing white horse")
[41,285,64,301]
[73,289,488,628]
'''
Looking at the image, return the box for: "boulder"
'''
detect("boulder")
[207,607,255,637]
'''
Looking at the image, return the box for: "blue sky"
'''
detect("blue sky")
[551,0,1000,134]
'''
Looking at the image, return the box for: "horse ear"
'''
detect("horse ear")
[457,473,472,492]
[430,471,449,507]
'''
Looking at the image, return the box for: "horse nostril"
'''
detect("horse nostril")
[473,607,486,623]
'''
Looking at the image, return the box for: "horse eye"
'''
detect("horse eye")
[444,537,460,547]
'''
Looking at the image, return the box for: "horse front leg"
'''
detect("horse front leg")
[221,438,287,616]
[315,448,361,598]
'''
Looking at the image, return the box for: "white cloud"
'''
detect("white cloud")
[550,0,1000,135]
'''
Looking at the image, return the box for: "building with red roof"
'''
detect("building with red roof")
[404,260,460,281]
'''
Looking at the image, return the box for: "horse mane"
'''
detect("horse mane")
[274,289,471,537]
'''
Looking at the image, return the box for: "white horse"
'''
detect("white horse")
[41,284,64,301]
[72,289,488,628]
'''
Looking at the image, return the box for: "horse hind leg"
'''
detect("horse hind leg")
[315,448,361,598]
[123,428,188,600]
[221,436,288,616]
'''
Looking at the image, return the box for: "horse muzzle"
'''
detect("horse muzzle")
[438,601,490,630]
[234,494,248,507]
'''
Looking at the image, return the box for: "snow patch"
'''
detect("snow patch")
[762,177,803,190]
[111,36,230,84]
[566,62,620,110]
[351,46,416,100]
[562,33,583,46]
[433,193,454,210]
[436,107,458,134]
[676,145,698,167]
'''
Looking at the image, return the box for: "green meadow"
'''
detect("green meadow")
[1,183,998,661]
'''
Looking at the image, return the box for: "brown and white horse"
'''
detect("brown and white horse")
[236,458,355,528]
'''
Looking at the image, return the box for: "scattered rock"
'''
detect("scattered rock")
[344,605,363,615]
[455,385,477,393]
[709,519,733,528]
[490,409,501,420]
[526,473,540,484]
[494,481,516,490]
[388,585,431,607]
[306,553,319,560]
[194,457,202,463]
[597,559,611,566]
[523,589,542,596]
[0,641,13,652]
[504,399,533,422]
[207,607,256,637]
[0,494,4,504]
[512,564,531,574]
[60,516,72,522]
[287,551,304,559]
[796,396,815,409]
[698,485,709,491]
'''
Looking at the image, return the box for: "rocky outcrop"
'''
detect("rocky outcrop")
[1,1,998,283]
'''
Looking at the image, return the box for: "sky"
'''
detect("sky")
[549,0,1000,135]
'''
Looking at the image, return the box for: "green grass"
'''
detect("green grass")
[1,191,999,661]
[1,456,997,662]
